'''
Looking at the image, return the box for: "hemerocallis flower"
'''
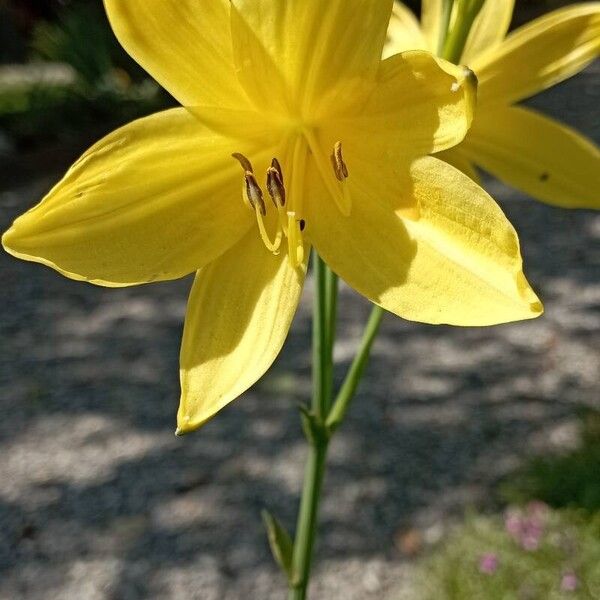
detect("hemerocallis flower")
[386,0,600,208]
[2,0,542,433]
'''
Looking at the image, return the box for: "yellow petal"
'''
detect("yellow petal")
[104,0,249,108]
[461,0,514,63]
[177,231,307,434]
[421,0,444,52]
[2,108,259,286]
[229,0,393,117]
[305,155,542,326]
[462,105,600,209]
[331,51,477,158]
[472,3,600,107]
[383,3,429,58]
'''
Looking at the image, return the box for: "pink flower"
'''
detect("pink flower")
[504,503,548,551]
[478,553,499,575]
[520,519,544,551]
[561,571,578,592]
[505,510,522,539]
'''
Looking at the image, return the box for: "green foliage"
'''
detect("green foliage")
[501,411,600,513]
[417,511,600,600]
[414,412,600,599]
[262,510,295,582]
[29,3,147,90]
[0,2,171,149]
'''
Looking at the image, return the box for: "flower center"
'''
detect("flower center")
[232,133,351,267]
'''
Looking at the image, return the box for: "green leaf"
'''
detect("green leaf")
[262,509,294,582]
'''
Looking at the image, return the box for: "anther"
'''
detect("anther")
[331,141,349,181]
[271,157,284,181]
[232,152,254,173]
[299,219,306,232]
[267,166,286,207]
[244,172,266,215]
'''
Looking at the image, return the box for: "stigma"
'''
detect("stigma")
[232,153,304,267]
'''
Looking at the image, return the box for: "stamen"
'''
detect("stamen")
[303,129,352,217]
[266,166,286,207]
[255,208,282,254]
[244,172,266,215]
[271,157,284,182]
[331,141,349,181]
[230,147,303,265]
[232,152,254,173]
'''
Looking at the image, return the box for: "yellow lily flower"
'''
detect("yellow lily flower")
[2,0,542,433]
[386,1,600,208]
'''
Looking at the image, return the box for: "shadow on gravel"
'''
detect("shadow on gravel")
[0,68,598,598]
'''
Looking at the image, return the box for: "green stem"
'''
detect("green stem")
[326,306,384,432]
[437,0,454,55]
[442,0,486,63]
[288,262,381,600]
[311,252,328,421]
[323,268,338,411]
[288,252,333,600]
[288,440,328,600]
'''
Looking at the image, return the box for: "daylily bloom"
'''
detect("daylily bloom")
[386,0,600,208]
[2,0,542,433]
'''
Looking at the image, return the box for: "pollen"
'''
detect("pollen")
[244,172,266,215]
[267,164,286,208]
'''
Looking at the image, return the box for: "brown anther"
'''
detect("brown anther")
[232,152,254,173]
[266,166,286,207]
[244,172,266,215]
[271,158,284,181]
[299,219,306,232]
[331,141,349,181]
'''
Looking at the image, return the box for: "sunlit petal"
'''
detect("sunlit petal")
[461,0,515,63]
[305,155,542,326]
[2,109,261,286]
[472,3,600,107]
[421,0,443,52]
[229,0,393,116]
[331,51,477,158]
[383,3,429,58]
[178,232,307,433]
[462,105,600,209]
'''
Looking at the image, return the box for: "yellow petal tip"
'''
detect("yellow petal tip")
[517,272,544,320]
[2,225,17,253]
[530,299,544,317]
[175,413,198,436]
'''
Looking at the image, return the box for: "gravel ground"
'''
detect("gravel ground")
[1,59,599,600]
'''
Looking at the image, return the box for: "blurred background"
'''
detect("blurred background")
[0,1,598,598]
